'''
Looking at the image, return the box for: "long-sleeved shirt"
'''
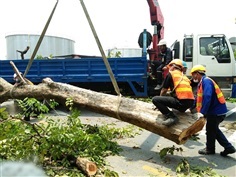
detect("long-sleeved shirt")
[199,76,227,115]
[161,47,173,65]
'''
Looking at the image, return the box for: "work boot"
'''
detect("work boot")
[162,112,179,126]
[154,84,162,90]
[220,147,236,157]
[198,148,215,155]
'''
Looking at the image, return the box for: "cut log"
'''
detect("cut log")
[0,77,205,144]
[76,157,97,176]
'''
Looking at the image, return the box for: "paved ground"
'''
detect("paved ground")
[1,100,236,177]
[77,107,236,177]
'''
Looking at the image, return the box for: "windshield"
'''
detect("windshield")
[199,36,230,63]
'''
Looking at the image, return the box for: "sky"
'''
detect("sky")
[0,0,236,59]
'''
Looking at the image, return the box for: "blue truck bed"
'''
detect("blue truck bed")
[0,57,150,97]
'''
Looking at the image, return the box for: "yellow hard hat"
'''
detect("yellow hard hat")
[168,59,183,69]
[191,65,206,74]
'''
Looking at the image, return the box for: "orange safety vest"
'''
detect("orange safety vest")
[170,70,194,100]
[196,77,225,112]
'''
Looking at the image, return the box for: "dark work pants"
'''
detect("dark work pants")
[152,96,194,115]
[151,61,164,84]
[205,115,233,151]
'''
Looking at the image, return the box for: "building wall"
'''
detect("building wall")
[5,34,75,60]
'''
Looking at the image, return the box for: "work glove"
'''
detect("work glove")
[192,112,204,120]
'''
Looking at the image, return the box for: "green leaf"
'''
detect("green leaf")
[25,129,31,134]
[159,148,168,159]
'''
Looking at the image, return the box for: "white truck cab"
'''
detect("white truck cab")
[171,34,236,97]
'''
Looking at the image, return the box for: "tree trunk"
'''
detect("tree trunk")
[76,157,97,176]
[0,77,206,145]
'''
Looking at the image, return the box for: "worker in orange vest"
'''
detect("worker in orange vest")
[152,59,194,126]
[191,64,235,156]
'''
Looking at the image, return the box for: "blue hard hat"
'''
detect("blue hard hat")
[182,61,187,68]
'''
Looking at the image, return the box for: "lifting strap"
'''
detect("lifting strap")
[79,0,121,96]
[23,0,59,77]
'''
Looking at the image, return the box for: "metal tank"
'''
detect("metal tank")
[5,34,75,60]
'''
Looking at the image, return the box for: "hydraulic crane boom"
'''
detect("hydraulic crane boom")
[147,0,164,61]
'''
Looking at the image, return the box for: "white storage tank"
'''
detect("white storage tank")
[106,48,142,58]
[5,33,75,60]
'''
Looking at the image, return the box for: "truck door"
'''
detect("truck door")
[195,35,233,77]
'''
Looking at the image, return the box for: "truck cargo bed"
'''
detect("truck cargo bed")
[0,57,149,97]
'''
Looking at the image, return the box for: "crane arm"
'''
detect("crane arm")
[147,0,164,27]
[147,0,164,61]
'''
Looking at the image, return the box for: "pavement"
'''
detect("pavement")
[1,100,236,177]
[77,107,236,177]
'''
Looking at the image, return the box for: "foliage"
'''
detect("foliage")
[0,98,142,176]
[226,97,236,103]
[0,107,9,120]
[159,145,183,159]
[135,97,152,103]
[35,54,53,59]
[89,124,141,140]
[114,51,121,58]
[188,134,200,141]
[176,158,190,174]
[103,169,119,177]
[49,54,53,59]
[65,97,74,111]
[47,99,59,109]
[159,146,225,177]
[107,50,122,58]
[16,98,58,119]
[36,54,43,59]
[176,159,226,177]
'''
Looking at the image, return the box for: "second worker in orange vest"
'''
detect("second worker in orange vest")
[191,64,235,156]
[152,59,195,126]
